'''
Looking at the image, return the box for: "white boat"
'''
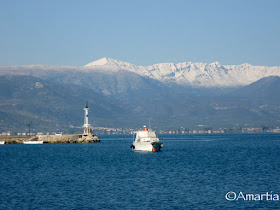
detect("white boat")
[131,126,163,152]
[0,141,5,145]
[23,140,43,144]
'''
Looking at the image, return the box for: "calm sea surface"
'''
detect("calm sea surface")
[1,133,280,209]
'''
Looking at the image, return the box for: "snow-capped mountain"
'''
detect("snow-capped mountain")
[1,59,280,130]
[1,57,279,90]
[85,57,280,87]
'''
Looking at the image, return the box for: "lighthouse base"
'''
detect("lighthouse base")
[78,133,100,143]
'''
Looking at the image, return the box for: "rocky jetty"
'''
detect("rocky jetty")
[0,135,38,144]
[37,134,100,143]
[0,134,100,144]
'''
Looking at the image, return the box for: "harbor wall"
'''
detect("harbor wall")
[37,134,100,143]
[37,134,80,143]
[0,135,37,144]
[0,134,100,144]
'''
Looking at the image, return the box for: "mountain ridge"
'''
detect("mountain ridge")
[230,76,280,101]
[1,58,280,88]
[1,75,279,132]
[84,57,280,87]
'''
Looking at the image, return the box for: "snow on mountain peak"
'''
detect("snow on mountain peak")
[209,61,221,66]
[84,57,111,66]
[84,58,280,87]
[85,57,136,70]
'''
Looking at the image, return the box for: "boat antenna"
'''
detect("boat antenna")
[149,120,151,130]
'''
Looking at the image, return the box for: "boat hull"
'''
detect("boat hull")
[0,141,5,145]
[132,141,162,152]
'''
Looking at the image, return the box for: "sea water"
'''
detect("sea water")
[1,133,280,209]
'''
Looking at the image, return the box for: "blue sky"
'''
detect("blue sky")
[0,0,279,66]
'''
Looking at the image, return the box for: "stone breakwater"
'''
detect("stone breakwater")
[38,134,100,143]
[0,135,36,144]
[0,134,100,144]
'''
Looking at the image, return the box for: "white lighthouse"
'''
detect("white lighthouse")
[78,102,100,142]
[83,102,91,135]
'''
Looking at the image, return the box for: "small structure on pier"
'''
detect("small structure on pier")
[79,102,100,142]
